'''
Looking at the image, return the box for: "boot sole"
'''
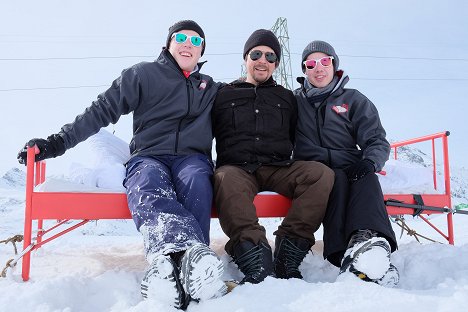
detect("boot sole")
[180,244,227,300]
[141,256,188,309]
[340,237,391,279]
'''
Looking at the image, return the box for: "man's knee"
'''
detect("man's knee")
[294,161,335,187]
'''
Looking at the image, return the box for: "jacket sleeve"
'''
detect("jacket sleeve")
[351,92,390,172]
[58,66,145,149]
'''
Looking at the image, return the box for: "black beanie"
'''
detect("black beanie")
[243,29,281,63]
[166,20,206,56]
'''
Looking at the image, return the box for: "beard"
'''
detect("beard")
[251,69,270,84]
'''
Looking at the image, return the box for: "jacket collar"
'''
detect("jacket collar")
[296,70,348,93]
[159,48,207,78]
[230,76,277,88]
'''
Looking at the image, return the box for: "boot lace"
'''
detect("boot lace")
[348,229,379,248]
[281,239,309,275]
[233,245,264,279]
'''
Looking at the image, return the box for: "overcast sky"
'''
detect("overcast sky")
[1,0,467,175]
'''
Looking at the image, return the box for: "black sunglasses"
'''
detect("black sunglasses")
[249,50,277,64]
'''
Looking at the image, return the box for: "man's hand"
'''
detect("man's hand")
[17,134,66,164]
[344,159,375,182]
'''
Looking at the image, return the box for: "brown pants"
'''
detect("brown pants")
[213,161,334,255]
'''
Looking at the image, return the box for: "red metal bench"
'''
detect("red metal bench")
[19,131,453,281]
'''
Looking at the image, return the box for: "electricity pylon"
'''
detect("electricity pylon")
[271,17,294,89]
[240,17,294,89]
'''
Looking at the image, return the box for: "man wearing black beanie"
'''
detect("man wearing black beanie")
[212,29,334,285]
[17,20,225,309]
[166,19,206,56]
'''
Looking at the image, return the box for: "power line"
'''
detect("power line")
[0,53,241,61]
[0,85,110,92]
[0,56,153,61]
[1,53,467,62]
[2,77,468,92]
[354,78,468,81]
[329,54,468,62]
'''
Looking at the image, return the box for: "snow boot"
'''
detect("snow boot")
[274,236,311,279]
[141,254,189,310]
[232,240,273,284]
[376,264,400,287]
[179,243,227,301]
[339,229,398,287]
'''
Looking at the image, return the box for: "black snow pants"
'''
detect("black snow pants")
[323,169,398,267]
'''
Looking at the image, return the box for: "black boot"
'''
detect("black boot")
[232,241,273,284]
[274,236,311,279]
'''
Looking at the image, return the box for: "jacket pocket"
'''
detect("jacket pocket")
[258,100,291,131]
[214,98,250,131]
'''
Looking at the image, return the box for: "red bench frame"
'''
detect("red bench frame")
[20,131,453,281]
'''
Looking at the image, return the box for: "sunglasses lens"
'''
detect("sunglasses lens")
[174,33,187,43]
[320,57,333,67]
[249,50,262,61]
[304,59,317,70]
[190,36,203,47]
[265,52,277,63]
[249,50,277,63]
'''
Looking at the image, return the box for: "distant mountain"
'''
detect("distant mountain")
[0,167,26,189]
[389,142,468,207]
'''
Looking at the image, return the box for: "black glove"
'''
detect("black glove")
[344,159,375,182]
[17,134,66,165]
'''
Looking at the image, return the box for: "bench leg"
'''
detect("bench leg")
[22,220,32,282]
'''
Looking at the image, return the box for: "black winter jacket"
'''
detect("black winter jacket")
[213,77,297,172]
[58,49,220,159]
[293,71,390,172]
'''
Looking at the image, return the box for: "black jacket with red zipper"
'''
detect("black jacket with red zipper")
[57,48,220,159]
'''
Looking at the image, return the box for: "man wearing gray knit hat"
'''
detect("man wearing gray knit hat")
[293,40,399,288]
[301,40,339,73]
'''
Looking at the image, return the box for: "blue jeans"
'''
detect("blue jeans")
[124,154,213,259]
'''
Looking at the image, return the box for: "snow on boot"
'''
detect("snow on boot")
[339,229,392,284]
[274,236,311,279]
[376,264,400,287]
[232,241,273,284]
[141,254,188,309]
[179,243,227,301]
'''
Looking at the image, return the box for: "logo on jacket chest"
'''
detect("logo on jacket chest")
[332,103,349,114]
[199,80,207,90]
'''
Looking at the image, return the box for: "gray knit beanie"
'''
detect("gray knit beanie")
[166,20,206,56]
[301,40,339,73]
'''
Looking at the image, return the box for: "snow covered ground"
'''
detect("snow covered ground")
[0,186,467,312]
[0,132,467,311]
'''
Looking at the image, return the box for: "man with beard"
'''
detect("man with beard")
[212,29,334,285]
